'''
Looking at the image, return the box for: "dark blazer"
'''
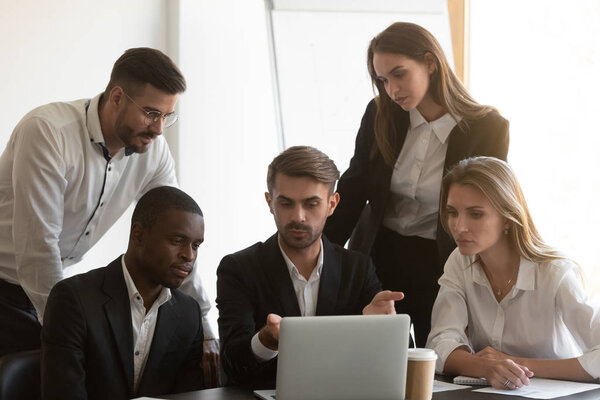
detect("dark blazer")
[41,257,204,400]
[216,234,381,389]
[324,99,509,265]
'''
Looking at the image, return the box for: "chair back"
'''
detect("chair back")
[0,350,41,400]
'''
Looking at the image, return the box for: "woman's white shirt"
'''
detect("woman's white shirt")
[426,248,600,378]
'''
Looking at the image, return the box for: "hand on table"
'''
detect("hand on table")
[202,339,221,388]
[480,354,534,390]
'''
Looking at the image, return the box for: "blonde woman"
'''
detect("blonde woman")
[324,22,509,346]
[426,156,599,389]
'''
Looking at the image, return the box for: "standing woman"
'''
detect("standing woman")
[323,22,509,346]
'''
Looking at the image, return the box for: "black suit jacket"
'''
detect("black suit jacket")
[216,234,381,389]
[324,99,510,265]
[41,257,204,400]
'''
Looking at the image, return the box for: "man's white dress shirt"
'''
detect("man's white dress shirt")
[250,238,324,361]
[426,248,600,379]
[121,257,171,392]
[383,109,458,239]
[0,94,214,337]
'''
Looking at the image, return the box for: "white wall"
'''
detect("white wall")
[175,0,280,322]
[470,0,600,301]
[0,0,169,275]
[0,0,279,331]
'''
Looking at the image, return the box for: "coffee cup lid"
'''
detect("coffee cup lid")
[407,348,438,361]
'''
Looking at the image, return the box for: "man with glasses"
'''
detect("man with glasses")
[0,47,220,386]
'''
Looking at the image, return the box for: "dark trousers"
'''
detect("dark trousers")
[0,279,42,357]
[370,226,441,347]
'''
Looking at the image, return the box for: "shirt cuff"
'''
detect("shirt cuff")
[578,350,600,379]
[251,332,278,362]
[202,318,216,340]
[433,341,472,374]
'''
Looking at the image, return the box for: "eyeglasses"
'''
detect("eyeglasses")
[124,92,178,128]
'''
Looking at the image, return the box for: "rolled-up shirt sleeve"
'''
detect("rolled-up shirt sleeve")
[426,252,473,373]
[12,116,67,322]
[556,265,600,379]
[179,267,216,340]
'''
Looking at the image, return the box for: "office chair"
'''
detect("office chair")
[0,349,41,400]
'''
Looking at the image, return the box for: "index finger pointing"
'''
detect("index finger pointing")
[377,290,405,302]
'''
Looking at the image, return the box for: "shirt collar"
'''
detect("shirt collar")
[514,257,536,291]
[86,93,107,145]
[86,93,133,159]
[471,256,536,292]
[277,236,324,282]
[121,255,171,306]
[408,108,459,144]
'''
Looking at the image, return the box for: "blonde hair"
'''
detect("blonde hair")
[440,157,562,263]
[367,22,495,165]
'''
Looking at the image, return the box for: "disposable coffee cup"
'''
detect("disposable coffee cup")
[405,348,437,400]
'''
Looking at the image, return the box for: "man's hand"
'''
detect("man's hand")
[363,290,405,315]
[258,313,282,350]
[202,339,221,388]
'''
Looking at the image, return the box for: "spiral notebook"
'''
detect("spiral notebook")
[452,376,490,386]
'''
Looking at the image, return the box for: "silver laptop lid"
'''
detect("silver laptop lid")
[276,314,410,400]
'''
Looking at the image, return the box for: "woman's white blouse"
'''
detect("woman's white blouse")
[426,248,600,378]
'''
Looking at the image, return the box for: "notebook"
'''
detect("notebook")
[452,375,490,386]
[254,314,410,400]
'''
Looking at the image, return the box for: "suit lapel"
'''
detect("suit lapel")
[315,237,340,316]
[263,234,301,316]
[391,102,410,161]
[445,121,480,172]
[102,258,135,396]
[376,104,410,208]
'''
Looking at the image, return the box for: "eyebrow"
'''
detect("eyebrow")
[376,65,405,80]
[388,65,405,74]
[141,105,175,115]
[168,232,205,242]
[466,206,484,210]
[446,205,484,210]
[276,195,322,202]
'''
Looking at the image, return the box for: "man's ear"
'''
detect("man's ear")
[108,85,126,109]
[130,222,146,245]
[265,192,274,215]
[326,192,340,217]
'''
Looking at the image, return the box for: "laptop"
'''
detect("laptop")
[254,314,410,400]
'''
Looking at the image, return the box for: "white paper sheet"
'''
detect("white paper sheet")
[474,378,600,399]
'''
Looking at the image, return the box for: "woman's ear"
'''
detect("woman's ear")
[424,52,437,74]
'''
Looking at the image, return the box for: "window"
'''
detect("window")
[470,0,600,300]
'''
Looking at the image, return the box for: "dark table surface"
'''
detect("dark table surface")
[167,376,600,400]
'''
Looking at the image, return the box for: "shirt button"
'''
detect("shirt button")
[136,296,141,301]
[135,351,140,356]
[85,231,90,236]
[100,202,104,207]
[108,166,112,171]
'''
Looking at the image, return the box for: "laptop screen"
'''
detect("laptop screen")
[273,314,410,400]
